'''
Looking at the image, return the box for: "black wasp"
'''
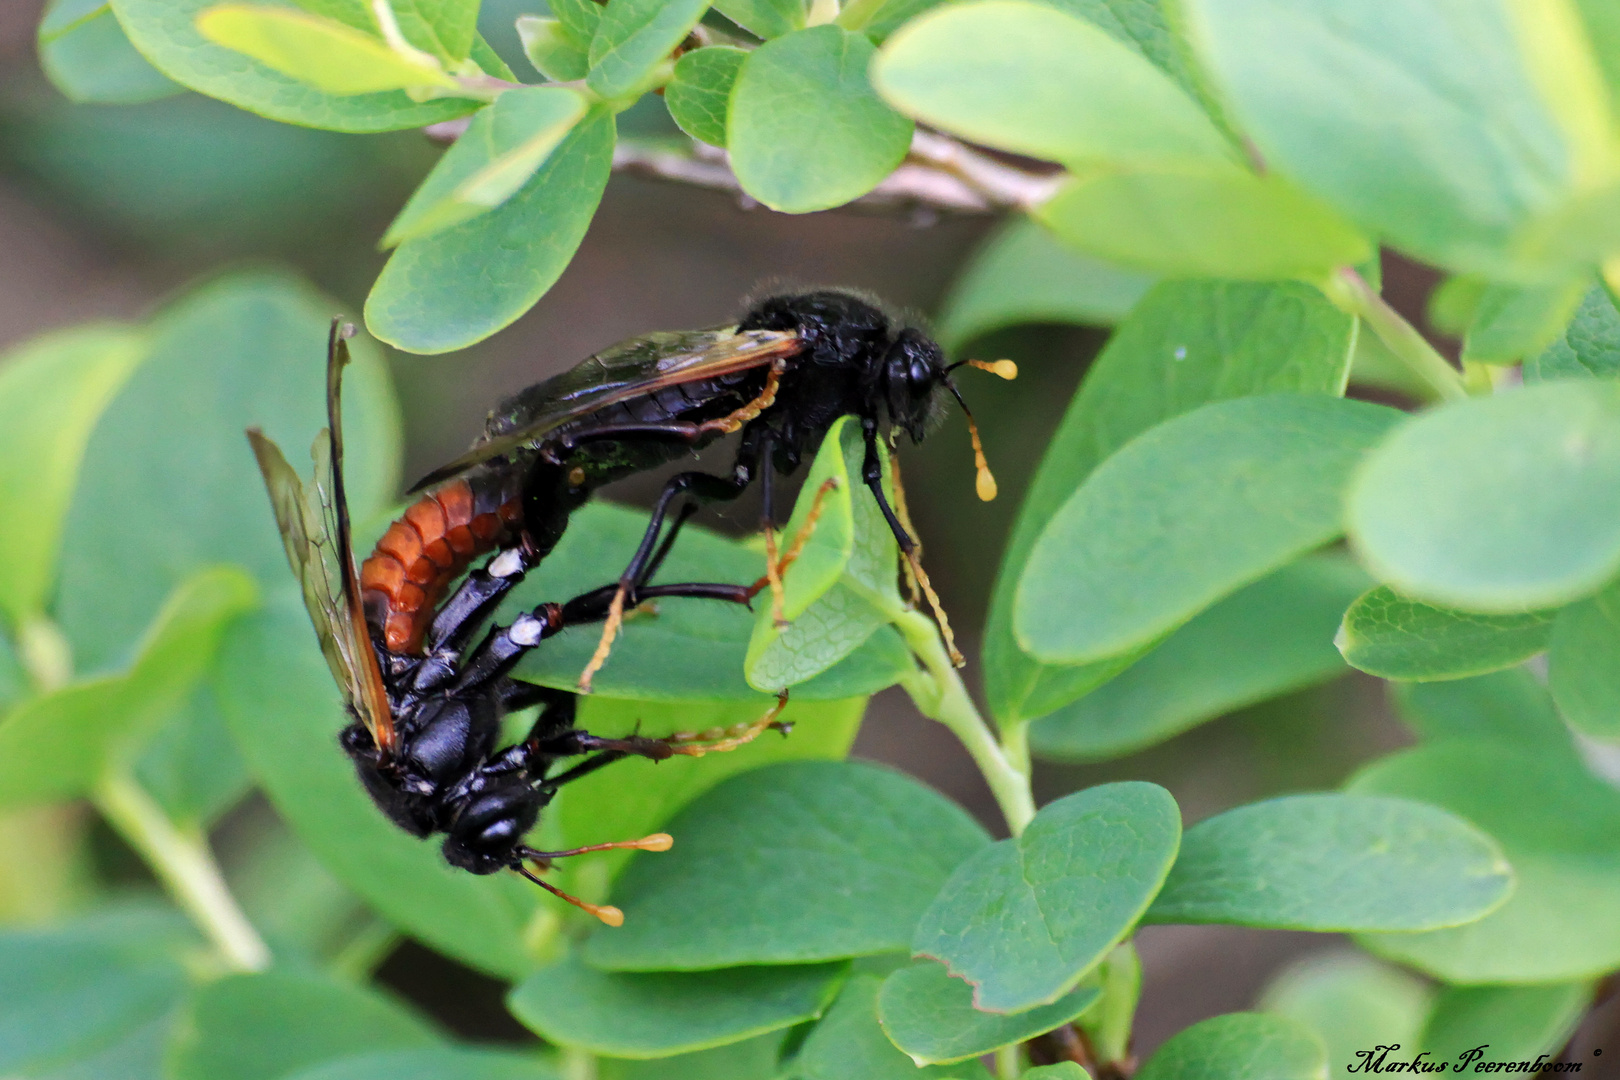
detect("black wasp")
[410,288,1015,683]
[248,322,784,925]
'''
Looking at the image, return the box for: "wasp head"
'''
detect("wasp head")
[882,328,951,444]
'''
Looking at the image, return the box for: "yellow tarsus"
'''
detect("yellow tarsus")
[577,584,627,693]
[666,691,791,757]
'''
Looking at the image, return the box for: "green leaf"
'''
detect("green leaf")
[367,110,615,353]
[983,281,1357,727]
[282,1048,558,1080]
[936,218,1155,349]
[1179,0,1580,277]
[195,5,457,95]
[1336,586,1557,682]
[548,0,602,46]
[170,969,439,1080]
[516,16,590,81]
[543,694,864,901]
[584,761,990,970]
[293,0,483,65]
[586,0,709,100]
[1144,793,1513,931]
[794,975,992,1080]
[747,416,906,690]
[1135,1012,1327,1080]
[1016,395,1399,665]
[1350,742,1620,982]
[1419,982,1591,1065]
[912,782,1180,1013]
[1024,1068,1088,1080]
[877,961,1100,1066]
[383,87,588,247]
[1030,555,1368,762]
[1260,951,1433,1077]
[0,324,143,627]
[1549,579,1620,738]
[1526,284,1620,382]
[132,685,252,827]
[716,0,805,39]
[1461,278,1591,364]
[508,954,845,1058]
[509,502,911,702]
[110,0,478,131]
[0,905,194,1075]
[55,272,400,674]
[1035,165,1372,280]
[1347,381,1620,612]
[598,1034,786,1080]
[37,0,181,103]
[0,567,256,809]
[215,593,538,978]
[729,26,914,213]
[873,0,1231,168]
[665,46,746,147]
[1392,669,1579,756]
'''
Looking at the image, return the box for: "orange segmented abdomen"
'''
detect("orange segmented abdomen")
[360,478,522,654]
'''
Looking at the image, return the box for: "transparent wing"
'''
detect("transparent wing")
[245,322,395,754]
[410,327,802,491]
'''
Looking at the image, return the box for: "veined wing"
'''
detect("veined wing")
[409,326,802,492]
[246,321,395,756]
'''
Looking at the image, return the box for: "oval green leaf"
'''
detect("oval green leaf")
[1419,982,1591,1066]
[383,86,588,247]
[873,0,1232,168]
[1336,586,1557,682]
[284,1048,558,1080]
[366,109,614,353]
[1260,951,1433,1077]
[1350,741,1620,982]
[715,0,806,40]
[1548,580,1620,737]
[170,969,439,1080]
[794,975,991,1080]
[1526,284,1620,382]
[937,217,1155,349]
[1016,394,1400,665]
[878,961,1100,1066]
[1031,555,1368,762]
[729,26,914,213]
[516,15,590,81]
[1392,669,1579,757]
[586,0,710,101]
[110,0,477,131]
[1036,165,1372,280]
[912,781,1181,1014]
[1145,793,1513,931]
[38,0,181,104]
[508,954,844,1058]
[1347,381,1620,612]
[983,281,1358,728]
[1136,1012,1327,1080]
[0,324,144,626]
[195,5,456,95]
[1180,0,1579,277]
[665,46,746,148]
[1460,278,1590,365]
[584,760,990,971]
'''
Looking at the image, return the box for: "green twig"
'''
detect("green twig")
[894,610,1036,836]
[1325,268,1467,402]
[995,1043,1023,1080]
[93,772,270,972]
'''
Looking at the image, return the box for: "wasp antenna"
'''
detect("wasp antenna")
[520,833,673,860]
[945,380,998,502]
[514,863,625,926]
[969,358,1017,380]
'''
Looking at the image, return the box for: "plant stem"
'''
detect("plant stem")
[1326,268,1467,401]
[894,610,1036,836]
[995,1042,1022,1080]
[93,772,270,972]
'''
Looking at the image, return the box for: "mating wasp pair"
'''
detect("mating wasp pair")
[250,290,1011,922]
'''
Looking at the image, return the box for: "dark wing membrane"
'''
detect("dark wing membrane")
[244,322,396,755]
[409,326,802,491]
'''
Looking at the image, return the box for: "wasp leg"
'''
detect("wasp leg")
[449,603,565,695]
[660,690,792,758]
[424,546,531,656]
[860,416,964,667]
[512,862,624,927]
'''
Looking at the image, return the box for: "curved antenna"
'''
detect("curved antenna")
[514,863,625,927]
[947,358,1019,380]
[944,378,999,502]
